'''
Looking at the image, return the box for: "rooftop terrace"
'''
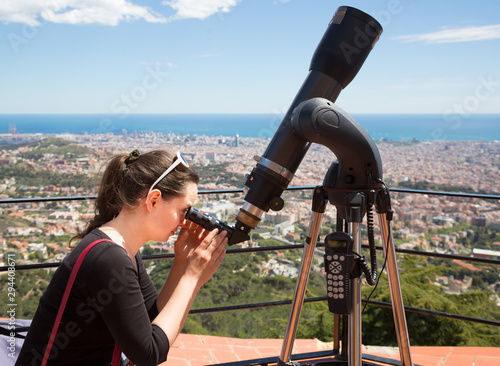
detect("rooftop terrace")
[163,333,500,366]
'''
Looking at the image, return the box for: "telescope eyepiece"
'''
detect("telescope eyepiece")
[185,207,234,236]
[185,207,250,246]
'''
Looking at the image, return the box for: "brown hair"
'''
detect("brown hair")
[72,150,199,242]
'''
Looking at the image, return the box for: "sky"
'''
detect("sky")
[0,0,499,115]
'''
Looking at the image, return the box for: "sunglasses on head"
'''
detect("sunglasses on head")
[146,151,189,204]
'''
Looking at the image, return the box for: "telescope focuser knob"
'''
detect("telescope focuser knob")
[269,196,285,211]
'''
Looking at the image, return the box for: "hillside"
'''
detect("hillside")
[147,241,500,347]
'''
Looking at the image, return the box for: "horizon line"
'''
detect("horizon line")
[1,112,500,116]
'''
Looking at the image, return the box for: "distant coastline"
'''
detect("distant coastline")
[1,113,499,141]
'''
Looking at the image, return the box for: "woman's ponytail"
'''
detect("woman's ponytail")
[71,153,127,243]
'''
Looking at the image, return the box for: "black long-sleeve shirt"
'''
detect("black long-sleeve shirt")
[16,229,169,366]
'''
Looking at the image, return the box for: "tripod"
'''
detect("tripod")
[277,184,413,366]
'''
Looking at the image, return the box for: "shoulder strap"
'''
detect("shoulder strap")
[112,343,122,366]
[41,238,112,366]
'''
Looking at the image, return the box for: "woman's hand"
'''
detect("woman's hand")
[174,220,227,286]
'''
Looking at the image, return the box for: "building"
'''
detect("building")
[473,248,499,260]
[27,243,48,259]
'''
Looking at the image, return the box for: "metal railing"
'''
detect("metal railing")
[1,186,499,364]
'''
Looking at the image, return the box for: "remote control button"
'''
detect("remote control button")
[328,286,333,291]
[328,293,333,297]
[333,255,338,260]
[333,294,338,299]
[329,261,342,274]
[339,294,344,299]
[339,281,344,286]
[327,255,332,261]
[340,256,345,261]
[338,275,344,280]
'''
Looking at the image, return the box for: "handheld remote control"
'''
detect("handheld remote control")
[324,232,354,314]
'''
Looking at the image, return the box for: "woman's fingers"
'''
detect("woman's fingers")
[205,229,228,249]
[214,235,227,261]
[208,231,227,266]
[180,224,228,255]
[180,227,227,285]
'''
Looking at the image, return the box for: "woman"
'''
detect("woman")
[16,149,227,366]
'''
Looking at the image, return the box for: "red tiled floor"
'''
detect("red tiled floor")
[442,355,476,366]
[161,334,500,366]
[475,357,500,366]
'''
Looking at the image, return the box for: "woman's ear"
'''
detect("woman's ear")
[146,189,162,208]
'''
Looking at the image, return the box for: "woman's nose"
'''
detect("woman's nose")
[179,215,186,227]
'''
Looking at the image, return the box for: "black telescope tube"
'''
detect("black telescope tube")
[264,6,382,173]
[234,6,382,239]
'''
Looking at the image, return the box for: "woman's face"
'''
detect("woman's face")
[153,182,198,242]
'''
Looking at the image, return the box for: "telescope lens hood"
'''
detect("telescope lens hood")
[310,6,383,88]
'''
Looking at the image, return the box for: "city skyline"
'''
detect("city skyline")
[1,0,500,115]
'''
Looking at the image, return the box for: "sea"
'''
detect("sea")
[0,113,499,141]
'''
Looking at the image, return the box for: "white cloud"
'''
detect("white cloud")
[0,0,242,26]
[394,24,500,44]
[0,0,167,26]
[161,0,240,21]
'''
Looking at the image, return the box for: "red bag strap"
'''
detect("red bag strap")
[41,238,114,366]
[112,343,122,366]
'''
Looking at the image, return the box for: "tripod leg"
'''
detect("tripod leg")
[348,222,363,366]
[278,209,324,365]
[378,213,413,366]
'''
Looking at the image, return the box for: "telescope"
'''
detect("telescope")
[185,6,414,365]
